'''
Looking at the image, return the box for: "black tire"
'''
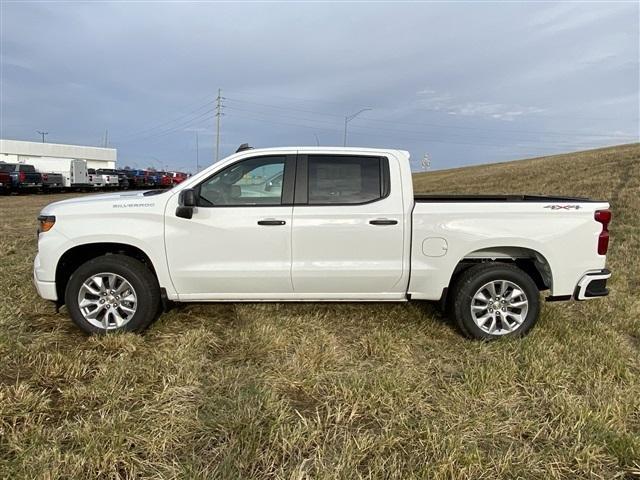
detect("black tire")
[65,254,161,334]
[450,263,540,340]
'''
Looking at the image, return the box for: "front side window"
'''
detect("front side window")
[198,156,285,206]
[307,155,383,204]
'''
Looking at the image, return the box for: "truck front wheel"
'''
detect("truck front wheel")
[450,263,540,340]
[65,254,160,334]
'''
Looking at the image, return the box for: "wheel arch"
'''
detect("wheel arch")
[55,242,158,304]
[450,246,553,293]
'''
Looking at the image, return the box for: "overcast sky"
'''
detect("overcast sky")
[1,1,638,172]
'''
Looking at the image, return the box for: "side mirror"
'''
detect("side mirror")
[176,189,196,219]
[180,189,196,206]
[265,181,272,192]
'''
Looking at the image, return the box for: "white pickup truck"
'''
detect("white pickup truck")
[33,147,612,339]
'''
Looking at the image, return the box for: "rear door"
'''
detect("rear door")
[291,154,405,296]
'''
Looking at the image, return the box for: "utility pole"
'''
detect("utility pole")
[36,130,48,143]
[103,129,109,148]
[343,108,372,146]
[215,88,225,162]
[195,131,200,173]
[314,133,320,146]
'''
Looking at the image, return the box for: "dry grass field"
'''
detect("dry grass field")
[1,144,639,479]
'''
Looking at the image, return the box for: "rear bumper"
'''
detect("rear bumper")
[574,269,611,300]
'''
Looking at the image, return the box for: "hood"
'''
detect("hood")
[40,190,168,215]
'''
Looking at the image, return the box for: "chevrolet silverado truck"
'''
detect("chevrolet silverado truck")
[33,147,612,339]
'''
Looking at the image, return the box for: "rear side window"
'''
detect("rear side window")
[20,165,36,173]
[0,164,15,173]
[307,155,386,205]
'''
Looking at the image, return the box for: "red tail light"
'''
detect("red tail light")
[42,174,48,181]
[594,209,611,255]
[19,171,26,182]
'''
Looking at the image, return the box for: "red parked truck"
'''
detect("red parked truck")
[169,171,188,185]
[0,164,12,194]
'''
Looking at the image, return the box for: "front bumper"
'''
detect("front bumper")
[33,255,58,301]
[574,269,611,300]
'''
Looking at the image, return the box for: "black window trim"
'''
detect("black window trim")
[194,154,296,208]
[294,154,391,206]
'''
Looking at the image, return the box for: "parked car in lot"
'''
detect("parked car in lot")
[88,168,118,189]
[15,157,89,189]
[122,170,144,189]
[144,170,163,188]
[40,172,65,192]
[169,171,188,185]
[114,170,130,190]
[4,163,42,192]
[34,146,612,339]
[87,168,105,188]
[123,169,153,189]
[158,171,173,188]
[96,169,126,189]
[0,163,12,194]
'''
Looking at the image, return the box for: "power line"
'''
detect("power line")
[226,97,342,118]
[227,89,371,110]
[224,106,609,149]
[229,89,631,123]
[114,95,215,142]
[117,108,216,144]
[226,96,635,140]
[226,109,595,151]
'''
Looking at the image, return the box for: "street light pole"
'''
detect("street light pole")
[195,131,200,173]
[343,108,372,146]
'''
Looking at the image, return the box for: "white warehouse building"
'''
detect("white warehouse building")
[0,139,117,169]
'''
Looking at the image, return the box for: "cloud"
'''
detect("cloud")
[528,3,624,35]
[416,89,545,121]
[0,2,637,170]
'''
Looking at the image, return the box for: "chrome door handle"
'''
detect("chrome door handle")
[257,219,286,226]
[369,219,398,225]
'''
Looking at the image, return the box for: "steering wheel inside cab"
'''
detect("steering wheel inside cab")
[199,164,247,207]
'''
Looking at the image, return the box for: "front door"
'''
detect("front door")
[165,154,295,299]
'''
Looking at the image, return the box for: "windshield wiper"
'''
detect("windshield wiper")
[143,189,169,196]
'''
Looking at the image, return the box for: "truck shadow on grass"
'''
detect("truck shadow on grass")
[160,300,455,338]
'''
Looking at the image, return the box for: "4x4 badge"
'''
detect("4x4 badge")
[544,205,582,210]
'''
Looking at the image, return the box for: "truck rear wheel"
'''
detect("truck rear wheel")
[65,254,160,334]
[450,263,540,340]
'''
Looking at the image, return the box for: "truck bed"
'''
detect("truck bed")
[414,194,600,202]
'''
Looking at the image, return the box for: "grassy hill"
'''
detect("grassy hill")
[1,144,638,479]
